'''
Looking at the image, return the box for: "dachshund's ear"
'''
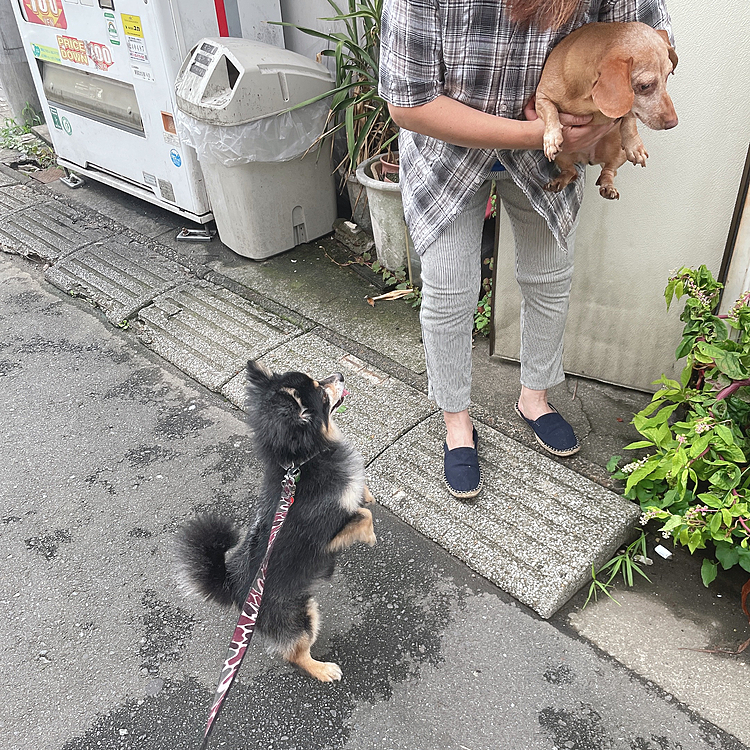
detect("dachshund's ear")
[655,29,678,72]
[592,56,634,118]
[246,359,273,390]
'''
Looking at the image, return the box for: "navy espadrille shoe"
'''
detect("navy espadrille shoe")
[514,402,580,456]
[443,427,482,499]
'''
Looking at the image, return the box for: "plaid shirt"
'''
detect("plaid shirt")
[379,0,672,254]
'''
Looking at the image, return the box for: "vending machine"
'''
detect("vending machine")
[10,0,283,223]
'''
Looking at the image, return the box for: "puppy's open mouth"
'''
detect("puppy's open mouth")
[332,387,350,411]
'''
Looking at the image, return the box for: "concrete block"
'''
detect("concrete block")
[0,183,40,217]
[0,200,114,262]
[221,332,436,464]
[367,413,640,618]
[45,236,194,325]
[137,280,303,391]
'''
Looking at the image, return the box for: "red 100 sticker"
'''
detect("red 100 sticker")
[23,0,67,29]
[86,41,114,71]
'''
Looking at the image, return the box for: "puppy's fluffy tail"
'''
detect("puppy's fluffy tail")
[176,516,240,607]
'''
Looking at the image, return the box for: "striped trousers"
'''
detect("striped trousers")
[419,172,576,413]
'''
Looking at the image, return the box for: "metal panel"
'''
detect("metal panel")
[492,0,750,392]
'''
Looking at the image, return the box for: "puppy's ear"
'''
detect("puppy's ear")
[592,56,634,118]
[246,359,273,390]
[655,29,678,72]
[280,387,312,422]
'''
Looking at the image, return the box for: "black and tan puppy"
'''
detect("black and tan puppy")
[177,360,376,681]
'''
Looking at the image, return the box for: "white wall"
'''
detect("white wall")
[492,1,750,392]
[279,0,343,61]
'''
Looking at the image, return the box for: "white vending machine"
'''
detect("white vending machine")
[10,0,283,223]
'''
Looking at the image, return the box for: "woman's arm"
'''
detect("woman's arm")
[389,96,616,153]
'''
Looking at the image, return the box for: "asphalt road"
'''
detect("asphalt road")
[1,252,744,750]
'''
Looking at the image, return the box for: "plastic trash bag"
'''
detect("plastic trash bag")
[175,98,331,166]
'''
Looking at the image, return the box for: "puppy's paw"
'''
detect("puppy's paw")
[543,128,564,161]
[365,530,377,547]
[363,486,376,504]
[625,142,648,167]
[311,661,343,682]
[599,184,620,200]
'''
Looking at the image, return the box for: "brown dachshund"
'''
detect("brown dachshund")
[535,21,678,200]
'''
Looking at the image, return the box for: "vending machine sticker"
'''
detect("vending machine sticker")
[48,106,62,130]
[120,14,143,37]
[57,36,88,66]
[31,43,62,64]
[23,0,67,29]
[131,64,155,83]
[104,12,120,46]
[85,41,114,71]
[126,36,149,64]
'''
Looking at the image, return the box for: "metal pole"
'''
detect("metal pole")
[0,0,41,123]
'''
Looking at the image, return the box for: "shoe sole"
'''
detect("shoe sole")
[444,474,483,499]
[514,404,581,457]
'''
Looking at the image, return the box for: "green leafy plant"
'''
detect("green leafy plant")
[474,257,493,337]
[610,266,750,587]
[0,104,55,168]
[585,531,652,606]
[370,258,421,306]
[275,0,398,178]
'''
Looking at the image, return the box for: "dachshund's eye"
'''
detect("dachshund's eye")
[639,83,653,92]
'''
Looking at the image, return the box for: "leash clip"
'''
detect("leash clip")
[281,463,299,496]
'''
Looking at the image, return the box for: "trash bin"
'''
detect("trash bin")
[175,38,337,259]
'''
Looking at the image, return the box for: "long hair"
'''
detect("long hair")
[506,0,581,29]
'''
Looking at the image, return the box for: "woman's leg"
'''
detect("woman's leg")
[419,183,490,449]
[495,176,576,421]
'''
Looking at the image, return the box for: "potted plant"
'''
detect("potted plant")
[277,0,417,274]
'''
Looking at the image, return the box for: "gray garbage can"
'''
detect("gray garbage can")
[175,38,337,259]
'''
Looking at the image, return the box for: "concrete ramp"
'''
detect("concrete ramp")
[367,413,639,618]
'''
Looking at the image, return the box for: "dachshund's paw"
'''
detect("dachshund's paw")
[543,128,564,161]
[625,142,648,167]
[544,173,576,193]
[599,184,620,200]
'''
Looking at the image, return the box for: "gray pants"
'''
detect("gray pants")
[419,172,576,413]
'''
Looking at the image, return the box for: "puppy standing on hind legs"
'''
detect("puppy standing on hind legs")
[176,359,377,682]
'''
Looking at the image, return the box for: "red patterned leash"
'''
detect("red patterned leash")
[200,465,299,749]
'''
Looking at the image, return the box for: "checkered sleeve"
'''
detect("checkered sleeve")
[379,0,444,107]
[598,0,674,42]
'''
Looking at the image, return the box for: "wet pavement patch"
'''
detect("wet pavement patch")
[155,402,213,440]
[103,366,168,403]
[140,589,195,676]
[25,528,73,560]
[16,333,130,364]
[198,435,254,485]
[124,445,178,468]
[538,705,610,750]
[0,359,21,376]
[543,663,575,685]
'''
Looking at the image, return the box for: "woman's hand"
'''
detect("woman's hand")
[524,95,618,153]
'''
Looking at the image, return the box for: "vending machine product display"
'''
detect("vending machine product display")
[10,0,283,223]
